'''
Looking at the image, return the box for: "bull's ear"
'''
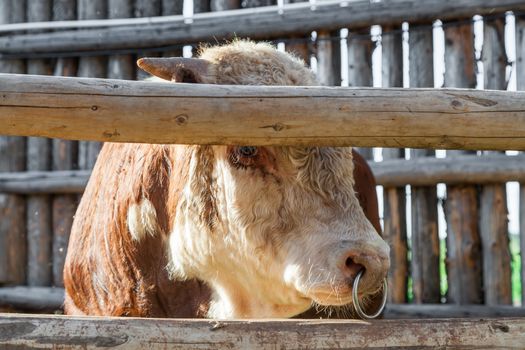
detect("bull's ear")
[136,57,213,83]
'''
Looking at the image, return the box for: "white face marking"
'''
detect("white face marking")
[127,199,158,241]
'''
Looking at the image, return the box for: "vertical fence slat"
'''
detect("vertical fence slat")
[242,0,275,7]
[443,22,483,304]
[409,23,440,304]
[480,17,512,305]
[381,26,408,304]
[77,0,108,170]
[161,0,183,58]
[26,0,53,287]
[52,0,79,288]
[0,0,27,286]
[347,28,373,160]
[316,30,341,86]
[210,0,239,11]
[109,0,135,80]
[284,0,310,65]
[517,14,525,306]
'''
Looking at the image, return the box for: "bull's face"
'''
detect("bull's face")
[139,41,390,318]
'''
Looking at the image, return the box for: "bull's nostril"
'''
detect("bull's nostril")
[344,257,364,280]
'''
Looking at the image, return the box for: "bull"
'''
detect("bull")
[64,40,390,319]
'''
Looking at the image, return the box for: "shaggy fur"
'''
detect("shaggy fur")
[64,40,389,319]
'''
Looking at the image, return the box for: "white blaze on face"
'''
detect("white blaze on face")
[127,199,158,241]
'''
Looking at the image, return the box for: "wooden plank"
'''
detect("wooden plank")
[385,304,525,318]
[0,0,27,286]
[51,0,78,288]
[348,28,373,160]
[381,25,407,304]
[77,0,107,170]
[284,0,310,65]
[0,154,523,194]
[210,0,239,12]
[135,0,162,81]
[443,21,482,304]
[316,30,341,86]
[1,0,524,56]
[2,74,524,149]
[408,23,440,304]
[0,287,64,311]
[516,13,525,307]
[480,17,512,305]
[0,314,524,349]
[25,0,53,289]
[108,0,135,80]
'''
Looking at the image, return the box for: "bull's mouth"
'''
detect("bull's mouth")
[305,286,355,306]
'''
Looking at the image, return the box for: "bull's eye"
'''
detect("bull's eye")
[230,146,259,168]
[238,146,258,158]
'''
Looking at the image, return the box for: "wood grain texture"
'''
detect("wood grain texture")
[384,304,525,318]
[0,287,64,311]
[348,27,373,160]
[77,0,107,170]
[51,0,79,288]
[480,17,512,306]
[108,0,135,81]
[408,23,440,304]
[283,0,310,66]
[0,314,523,348]
[0,0,27,286]
[442,22,482,304]
[2,74,523,149]
[1,0,524,56]
[25,0,53,288]
[316,30,341,87]
[381,25,407,304]
[1,154,523,194]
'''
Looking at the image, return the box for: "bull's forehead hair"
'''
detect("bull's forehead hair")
[198,40,317,86]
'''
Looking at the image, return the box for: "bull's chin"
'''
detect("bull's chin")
[306,291,354,307]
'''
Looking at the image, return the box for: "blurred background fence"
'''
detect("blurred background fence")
[0,0,524,317]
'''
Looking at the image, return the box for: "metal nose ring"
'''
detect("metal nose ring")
[352,270,388,319]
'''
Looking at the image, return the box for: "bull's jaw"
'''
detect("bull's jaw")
[206,275,312,319]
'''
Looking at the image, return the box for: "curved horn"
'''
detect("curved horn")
[137,57,211,83]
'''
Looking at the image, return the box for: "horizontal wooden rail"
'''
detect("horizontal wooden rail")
[0,287,64,311]
[0,0,524,56]
[0,314,523,348]
[0,155,523,194]
[373,153,525,187]
[1,74,524,150]
[385,304,525,319]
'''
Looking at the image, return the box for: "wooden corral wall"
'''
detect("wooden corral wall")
[0,0,525,318]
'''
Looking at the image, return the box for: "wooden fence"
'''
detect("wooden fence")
[0,0,525,322]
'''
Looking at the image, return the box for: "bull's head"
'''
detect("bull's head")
[138,41,390,318]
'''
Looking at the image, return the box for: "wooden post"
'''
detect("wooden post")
[381,25,408,304]
[25,0,53,288]
[284,0,310,65]
[347,28,374,160]
[77,0,107,170]
[51,0,78,288]
[210,0,239,11]
[109,0,135,80]
[443,22,483,304]
[316,30,341,86]
[480,17,512,305]
[0,0,27,285]
[242,0,275,7]
[408,23,440,304]
[161,0,183,58]
[517,14,525,306]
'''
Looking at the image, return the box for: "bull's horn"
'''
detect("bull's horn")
[137,57,211,83]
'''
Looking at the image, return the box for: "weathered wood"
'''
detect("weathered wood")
[385,304,525,319]
[0,154,523,194]
[316,30,341,86]
[77,0,107,170]
[409,23,440,304]
[480,17,512,306]
[381,24,407,304]
[25,0,53,288]
[135,0,162,81]
[0,314,523,348]
[1,1,524,57]
[1,74,525,149]
[348,28,373,160]
[516,9,525,307]
[52,0,78,288]
[210,0,239,12]
[0,0,27,286]
[161,0,184,58]
[283,0,310,65]
[0,287,64,311]
[443,22,482,304]
[108,0,135,81]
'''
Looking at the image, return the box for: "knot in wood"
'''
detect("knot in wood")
[91,105,98,111]
[272,123,285,132]
[175,114,188,125]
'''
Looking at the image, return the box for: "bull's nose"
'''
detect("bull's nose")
[339,246,389,292]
